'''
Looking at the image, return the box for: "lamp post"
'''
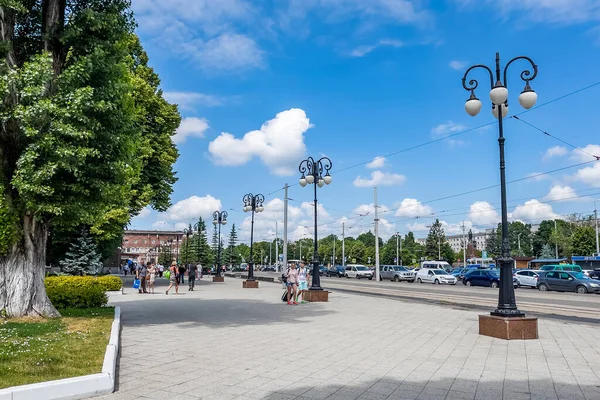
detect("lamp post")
[212,211,228,281]
[299,156,332,294]
[243,193,265,287]
[183,228,192,268]
[462,52,538,320]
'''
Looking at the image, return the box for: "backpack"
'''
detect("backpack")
[281,267,290,283]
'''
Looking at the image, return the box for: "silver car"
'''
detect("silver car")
[381,266,416,282]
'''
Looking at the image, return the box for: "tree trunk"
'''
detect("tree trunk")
[0,214,59,317]
[42,0,66,77]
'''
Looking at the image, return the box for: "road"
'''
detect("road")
[120,272,600,323]
[254,272,600,323]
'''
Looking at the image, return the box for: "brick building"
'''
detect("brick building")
[119,230,183,265]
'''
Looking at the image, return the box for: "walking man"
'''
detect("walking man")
[188,264,199,291]
[136,262,148,294]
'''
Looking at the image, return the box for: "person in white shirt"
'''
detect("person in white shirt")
[297,263,310,304]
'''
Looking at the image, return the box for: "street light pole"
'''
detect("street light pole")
[462,52,538,318]
[243,193,265,283]
[212,211,228,280]
[299,156,333,291]
[595,199,599,255]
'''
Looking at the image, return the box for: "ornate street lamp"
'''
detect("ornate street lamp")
[183,227,193,269]
[462,52,538,338]
[242,193,264,287]
[299,156,332,296]
[212,211,228,282]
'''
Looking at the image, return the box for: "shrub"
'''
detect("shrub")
[44,276,121,309]
[45,283,107,309]
[96,275,122,291]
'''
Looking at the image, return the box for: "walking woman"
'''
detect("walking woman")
[286,263,299,305]
[147,261,157,294]
[165,261,179,295]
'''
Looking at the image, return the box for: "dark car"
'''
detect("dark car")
[588,270,600,280]
[537,271,600,294]
[327,265,345,278]
[463,269,502,288]
[308,265,327,276]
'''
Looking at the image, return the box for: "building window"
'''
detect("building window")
[134,240,138,244]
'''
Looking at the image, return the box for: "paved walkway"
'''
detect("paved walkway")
[96,278,600,400]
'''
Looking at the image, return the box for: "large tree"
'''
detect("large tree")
[571,226,596,256]
[0,0,179,317]
[425,219,447,260]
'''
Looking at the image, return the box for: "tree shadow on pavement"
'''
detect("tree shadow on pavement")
[113,298,335,329]
[258,375,600,400]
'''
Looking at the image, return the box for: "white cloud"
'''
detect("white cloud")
[353,171,406,187]
[366,156,387,169]
[137,207,152,219]
[544,185,587,202]
[173,117,209,144]
[350,39,404,57]
[394,198,433,218]
[572,162,600,188]
[432,121,467,136]
[208,108,311,176]
[571,144,600,162]
[543,145,567,160]
[163,92,224,110]
[449,60,467,70]
[159,195,223,222]
[455,0,600,24]
[511,199,559,222]
[469,201,500,225]
[199,33,264,71]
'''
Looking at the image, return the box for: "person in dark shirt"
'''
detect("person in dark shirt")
[178,264,186,284]
[187,264,199,291]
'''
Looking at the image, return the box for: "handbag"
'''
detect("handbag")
[164,270,171,279]
[133,279,141,289]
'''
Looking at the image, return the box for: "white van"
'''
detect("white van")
[420,261,452,271]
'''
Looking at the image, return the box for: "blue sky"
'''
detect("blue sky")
[130,0,600,244]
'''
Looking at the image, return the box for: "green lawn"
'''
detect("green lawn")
[0,307,114,389]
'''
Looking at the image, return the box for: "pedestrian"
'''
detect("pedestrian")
[165,261,179,295]
[136,262,148,294]
[147,261,157,294]
[123,263,129,276]
[158,264,164,278]
[286,262,299,305]
[297,262,310,304]
[178,264,186,284]
[187,264,199,291]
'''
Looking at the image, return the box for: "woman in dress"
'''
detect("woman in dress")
[147,262,157,294]
[165,261,179,295]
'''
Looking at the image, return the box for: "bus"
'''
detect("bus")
[466,257,496,269]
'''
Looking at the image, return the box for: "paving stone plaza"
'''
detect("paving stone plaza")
[96,279,600,400]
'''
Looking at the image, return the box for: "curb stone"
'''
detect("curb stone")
[0,306,121,400]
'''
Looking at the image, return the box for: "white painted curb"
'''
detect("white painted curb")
[0,306,121,400]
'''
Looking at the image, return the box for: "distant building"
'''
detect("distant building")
[119,230,183,265]
[416,232,489,253]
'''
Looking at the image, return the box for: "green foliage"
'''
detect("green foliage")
[425,219,448,260]
[96,275,122,291]
[540,243,555,259]
[571,226,596,256]
[59,229,103,275]
[45,279,108,309]
[0,194,18,256]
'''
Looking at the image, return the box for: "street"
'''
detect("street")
[121,273,600,323]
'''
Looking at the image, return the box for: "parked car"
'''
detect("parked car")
[514,269,540,288]
[416,269,457,285]
[420,261,452,270]
[588,269,600,280]
[462,269,502,288]
[345,264,373,280]
[539,264,583,273]
[450,268,470,280]
[381,266,416,282]
[537,271,600,294]
[327,265,345,278]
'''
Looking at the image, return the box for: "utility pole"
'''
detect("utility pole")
[438,240,441,261]
[554,219,559,259]
[342,222,345,267]
[269,241,271,267]
[275,221,279,270]
[374,187,380,282]
[400,233,403,266]
[518,233,522,252]
[462,222,466,268]
[595,199,599,255]
[332,234,336,266]
[283,183,288,273]
[299,240,302,261]
[396,231,399,266]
